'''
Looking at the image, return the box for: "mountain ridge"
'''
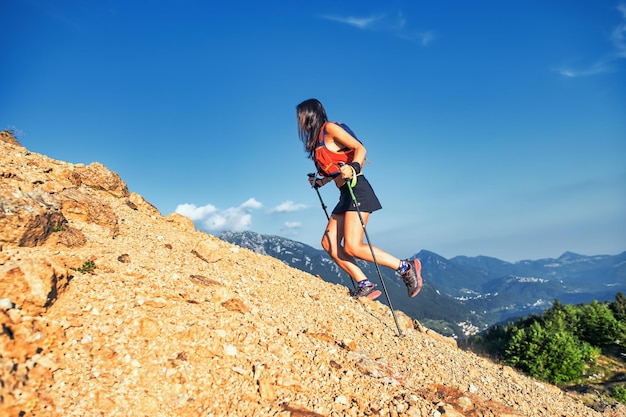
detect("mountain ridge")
[219,231,626,338]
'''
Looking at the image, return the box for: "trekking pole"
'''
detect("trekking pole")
[308,173,329,220]
[339,163,403,336]
[308,173,356,291]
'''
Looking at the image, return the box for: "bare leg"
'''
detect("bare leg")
[321,213,369,283]
[341,211,423,298]
[342,211,402,270]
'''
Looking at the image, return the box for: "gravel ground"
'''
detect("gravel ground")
[2,136,624,416]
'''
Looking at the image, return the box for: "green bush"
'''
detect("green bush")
[466,297,626,385]
[504,317,598,384]
[610,292,626,322]
[578,300,625,347]
[72,260,95,274]
[611,385,626,404]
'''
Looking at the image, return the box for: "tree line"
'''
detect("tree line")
[463,292,626,401]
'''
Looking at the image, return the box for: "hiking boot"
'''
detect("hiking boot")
[350,283,382,300]
[400,259,423,297]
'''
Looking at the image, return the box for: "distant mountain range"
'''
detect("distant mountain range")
[219,231,626,339]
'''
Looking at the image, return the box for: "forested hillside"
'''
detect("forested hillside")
[462,294,626,410]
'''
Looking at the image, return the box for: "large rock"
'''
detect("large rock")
[71,162,129,198]
[0,184,67,247]
[59,188,119,237]
[0,130,20,146]
[0,250,71,315]
[128,191,161,216]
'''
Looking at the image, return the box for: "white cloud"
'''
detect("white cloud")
[175,199,263,233]
[419,31,437,46]
[284,221,302,229]
[271,201,307,213]
[175,203,217,221]
[321,13,385,30]
[397,29,437,45]
[612,3,626,57]
[320,10,434,45]
[203,208,252,232]
[556,61,613,78]
[556,3,626,77]
[241,198,263,209]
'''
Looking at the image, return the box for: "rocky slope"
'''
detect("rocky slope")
[1,131,624,416]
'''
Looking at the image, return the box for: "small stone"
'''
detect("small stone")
[7,308,22,323]
[117,254,131,263]
[232,366,249,375]
[457,396,473,411]
[342,339,357,351]
[144,297,166,308]
[258,374,276,401]
[0,298,14,309]
[335,395,348,405]
[223,344,237,356]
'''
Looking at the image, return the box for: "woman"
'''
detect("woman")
[296,98,422,300]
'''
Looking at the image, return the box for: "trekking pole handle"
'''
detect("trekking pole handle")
[338,163,357,188]
[308,172,320,188]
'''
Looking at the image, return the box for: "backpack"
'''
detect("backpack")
[314,122,362,177]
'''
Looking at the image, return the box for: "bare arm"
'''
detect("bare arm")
[325,122,367,168]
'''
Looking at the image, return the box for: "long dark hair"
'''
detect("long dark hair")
[296,98,328,159]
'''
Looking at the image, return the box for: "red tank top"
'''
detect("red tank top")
[314,122,355,176]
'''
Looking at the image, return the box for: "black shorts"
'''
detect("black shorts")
[332,175,382,214]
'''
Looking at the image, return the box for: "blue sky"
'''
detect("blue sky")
[2,0,625,262]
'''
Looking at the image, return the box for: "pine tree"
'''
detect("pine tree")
[578,300,623,347]
[505,314,598,384]
[611,292,626,322]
